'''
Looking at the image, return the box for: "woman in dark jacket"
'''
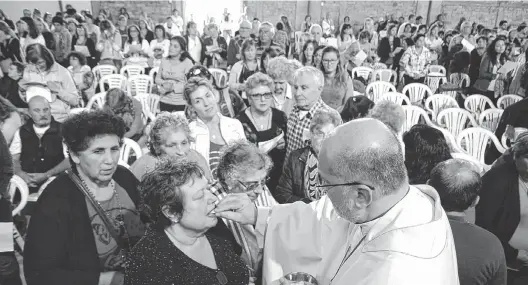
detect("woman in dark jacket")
[476,137,528,281]
[24,111,145,285]
[473,37,507,104]
[275,109,340,203]
[377,24,401,66]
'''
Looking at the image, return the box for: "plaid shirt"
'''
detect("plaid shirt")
[209,181,276,274]
[286,99,339,158]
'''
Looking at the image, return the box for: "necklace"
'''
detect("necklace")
[248,109,271,131]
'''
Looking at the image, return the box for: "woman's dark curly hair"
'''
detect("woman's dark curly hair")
[486,37,507,66]
[403,124,452,184]
[62,110,126,154]
[139,160,205,231]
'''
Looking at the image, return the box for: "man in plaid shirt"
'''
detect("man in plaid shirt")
[286,66,341,158]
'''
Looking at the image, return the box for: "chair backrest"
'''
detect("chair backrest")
[402,83,433,104]
[431,125,464,153]
[425,73,447,93]
[351,67,373,82]
[371,62,388,70]
[501,133,511,150]
[9,175,28,216]
[365,81,396,103]
[86,92,106,110]
[497,94,523,109]
[209,68,228,88]
[120,65,145,77]
[437,108,478,137]
[456,127,506,164]
[119,138,143,168]
[449,73,470,88]
[99,74,127,92]
[92,64,117,82]
[379,92,410,105]
[426,65,447,75]
[424,94,459,121]
[478,109,504,132]
[128,75,153,96]
[135,93,160,123]
[149,66,159,81]
[464,94,496,116]
[402,105,433,133]
[371,69,397,85]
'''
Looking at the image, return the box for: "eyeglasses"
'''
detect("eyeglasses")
[238,177,270,193]
[249,92,273,100]
[317,181,375,191]
[322,59,338,64]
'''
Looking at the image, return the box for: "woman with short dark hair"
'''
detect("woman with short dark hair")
[22,43,79,122]
[126,160,248,285]
[24,110,145,285]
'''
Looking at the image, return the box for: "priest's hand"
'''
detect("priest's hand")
[214,193,257,225]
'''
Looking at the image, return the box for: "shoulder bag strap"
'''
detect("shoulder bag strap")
[67,171,121,243]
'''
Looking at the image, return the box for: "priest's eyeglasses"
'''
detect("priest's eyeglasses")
[317,182,375,191]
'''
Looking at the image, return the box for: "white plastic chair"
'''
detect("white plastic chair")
[149,66,159,81]
[119,138,143,168]
[464,94,496,118]
[209,68,228,88]
[437,108,478,138]
[371,62,388,70]
[86,92,106,110]
[426,65,447,75]
[120,65,145,78]
[402,105,433,133]
[135,93,160,123]
[27,177,55,203]
[402,83,433,104]
[430,125,464,153]
[425,72,447,93]
[128,75,153,96]
[9,175,28,216]
[478,109,504,132]
[424,94,459,121]
[99,74,128,93]
[457,127,506,164]
[92,64,117,82]
[352,67,373,82]
[378,92,410,105]
[371,69,397,85]
[443,73,470,98]
[365,81,396,103]
[497,94,522,109]
[502,134,511,150]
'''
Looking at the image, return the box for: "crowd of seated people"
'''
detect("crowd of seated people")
[0,4,528,285]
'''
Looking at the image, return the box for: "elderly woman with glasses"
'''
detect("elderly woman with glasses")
[184,77,246,179]
[129,112,211,181]
[275,109,341,204]
[209,141,277,283]
[24,111,145,285]
[236,72,286,193]
[125,160,249,285]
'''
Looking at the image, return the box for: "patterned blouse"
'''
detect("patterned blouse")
[401,45,431,76]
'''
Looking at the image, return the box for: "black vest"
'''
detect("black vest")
[20,119,65,174]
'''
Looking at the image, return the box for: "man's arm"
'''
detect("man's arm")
[44,158,70,178]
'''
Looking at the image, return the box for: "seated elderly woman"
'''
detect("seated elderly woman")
[275,109,341,203]
[24,110,145,285]
[403,124,453,184]
[103,88,146,146]
[236,72,287,193]
[126,160,249,285]
[209,141,277,283]
[266,56,300,116]
[129,112,211,181]
[184,77,246,178]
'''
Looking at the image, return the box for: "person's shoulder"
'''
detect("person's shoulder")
[450,220,505,260]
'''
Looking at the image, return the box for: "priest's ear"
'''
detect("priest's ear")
[354,184,374,208]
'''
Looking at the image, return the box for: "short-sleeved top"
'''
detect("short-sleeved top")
[158,57,194,106]
[85,183,145,271]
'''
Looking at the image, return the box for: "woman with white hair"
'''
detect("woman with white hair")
[266,56,298,116]
[129,112,211,181]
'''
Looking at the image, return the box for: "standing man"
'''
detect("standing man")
[51,16,72,67]
[429,159,507,285]
[215,118,459,285]
[285,66,340,159]
[227,20,252,67]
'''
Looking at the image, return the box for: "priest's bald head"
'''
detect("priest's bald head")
[318,118,409,223]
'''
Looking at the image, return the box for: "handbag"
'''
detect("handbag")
[67,171,130,270]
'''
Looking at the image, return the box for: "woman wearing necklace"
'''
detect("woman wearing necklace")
[184,77,246,179]
[24,111,146,285]
[229,39,261,104]
[236,73,286,193]
[125,160,249,285]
